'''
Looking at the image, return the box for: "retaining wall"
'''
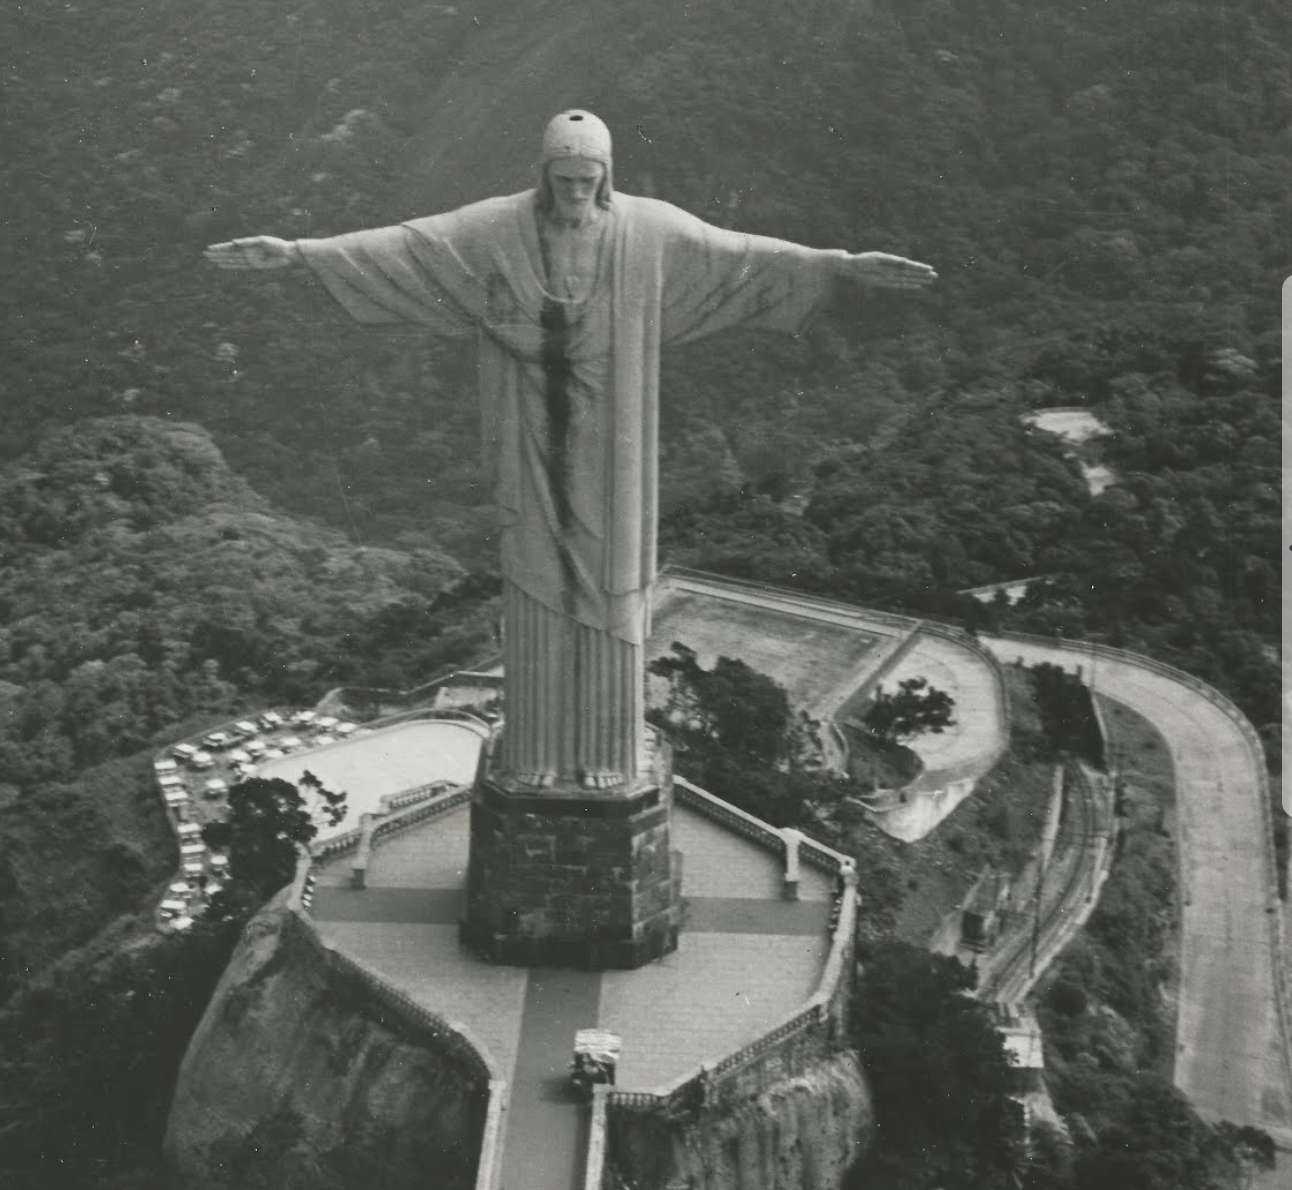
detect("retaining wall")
[287,840,508,1190]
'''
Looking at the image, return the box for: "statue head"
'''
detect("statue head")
[536,110,613,219]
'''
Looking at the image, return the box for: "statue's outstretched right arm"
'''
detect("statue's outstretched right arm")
[204,236,303,271]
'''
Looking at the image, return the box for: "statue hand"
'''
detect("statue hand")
[843,252,937,290]
[204,236,301,271]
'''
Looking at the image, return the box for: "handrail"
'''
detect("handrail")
[657,564,921,632]
[583,1086,609,1190]
[474,1079,509,1190]
[319,664,503,721]
[673,777,787,856]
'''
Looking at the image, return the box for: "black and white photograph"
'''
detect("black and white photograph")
[2,1,1286,1187]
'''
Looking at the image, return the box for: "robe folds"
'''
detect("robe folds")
[298,191,845,783]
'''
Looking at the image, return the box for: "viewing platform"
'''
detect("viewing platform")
[306,782,845,1189]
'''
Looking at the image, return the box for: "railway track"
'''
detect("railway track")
[978,763,1102,1005]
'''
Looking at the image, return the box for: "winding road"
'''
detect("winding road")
[984,635,1292,1147]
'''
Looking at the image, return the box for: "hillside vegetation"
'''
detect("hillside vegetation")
[2,0,1284,1185]
[0,416,478,990]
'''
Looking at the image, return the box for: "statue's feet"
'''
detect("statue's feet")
[580,769,627,790]
[513,769,557,789]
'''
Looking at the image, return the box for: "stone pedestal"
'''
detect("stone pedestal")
[460,737,682,969]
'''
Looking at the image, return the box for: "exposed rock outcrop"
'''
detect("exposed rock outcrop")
[609,1050,873,1190]
[165,899,487,1190]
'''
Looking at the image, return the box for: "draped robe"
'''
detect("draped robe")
[298,191,845,786]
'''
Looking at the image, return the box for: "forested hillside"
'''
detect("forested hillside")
[2,0,1285,1184]
[0,417,484,987]
[5,0,1282,718]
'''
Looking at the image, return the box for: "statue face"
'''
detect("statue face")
[546,157,606,222]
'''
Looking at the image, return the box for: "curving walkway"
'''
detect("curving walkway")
[984,636,1291,1147]
[878,631,1005,786]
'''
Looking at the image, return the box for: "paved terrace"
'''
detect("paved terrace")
[310,800,834,1190]
[649,569,915,726]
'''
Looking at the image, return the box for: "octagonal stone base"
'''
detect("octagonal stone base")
[460,748,682,969]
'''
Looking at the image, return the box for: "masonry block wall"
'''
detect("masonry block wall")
[460,743,683,969]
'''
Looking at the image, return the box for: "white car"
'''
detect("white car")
[164,788,190,806]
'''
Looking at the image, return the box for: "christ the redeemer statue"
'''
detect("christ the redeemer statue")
[207,110,935,792]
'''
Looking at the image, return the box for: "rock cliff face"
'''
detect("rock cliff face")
[610,1051,873,1190]
[165,899,486,1190]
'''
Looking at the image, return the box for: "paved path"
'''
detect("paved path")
[985,637,1291,1147]
[311,802,835,1189]
[879,632,1004,783]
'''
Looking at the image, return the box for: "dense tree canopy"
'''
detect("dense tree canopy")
[846,940,1019,1189]
[863,677,956,745]
[1,0,1283,1184]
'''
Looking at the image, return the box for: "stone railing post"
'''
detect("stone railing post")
[351,813,375,889]
[782,827,802,901]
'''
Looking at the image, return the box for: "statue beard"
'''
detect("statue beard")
[535,164,614,224]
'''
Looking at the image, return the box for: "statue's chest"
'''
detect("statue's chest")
[539,222,606,304]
